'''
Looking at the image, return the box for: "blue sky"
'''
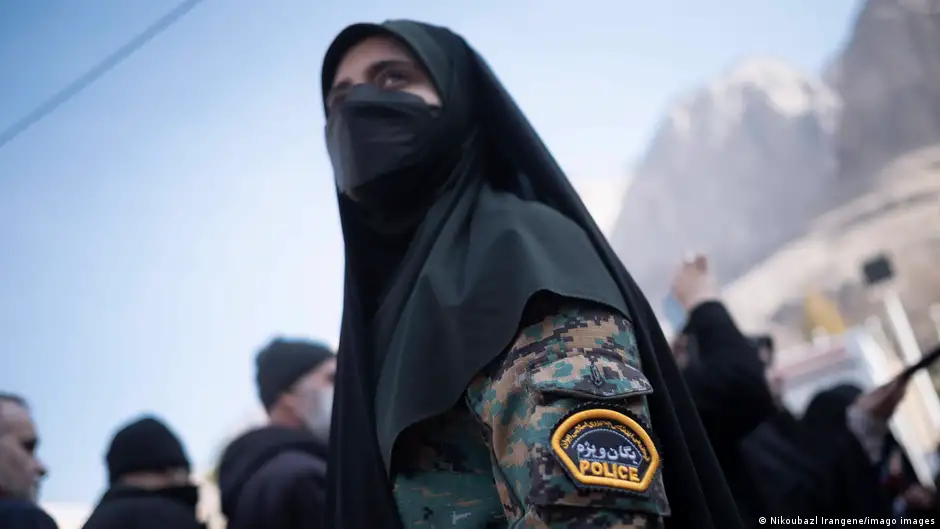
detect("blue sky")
[1,0,860,504]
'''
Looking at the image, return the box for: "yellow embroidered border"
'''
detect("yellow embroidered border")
[550,408,660,492]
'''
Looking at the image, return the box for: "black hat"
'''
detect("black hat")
[106,416,190,485]
[255,338,335,410]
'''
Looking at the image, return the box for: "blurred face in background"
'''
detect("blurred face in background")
[0,400,47,501]
[286,358,337,442]
[671,333,703,371]
[120,467,191,490]
[670,334,692,370]
[118,466,200,510]
[757,343,785,403]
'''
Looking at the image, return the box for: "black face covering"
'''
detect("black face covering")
[157,484,200,510]
[93,482,202,522]
[326,85,444,211]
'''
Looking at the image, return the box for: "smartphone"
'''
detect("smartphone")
[663,294,687,333]
[898,345,940,382]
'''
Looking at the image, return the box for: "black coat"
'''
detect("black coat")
[741,409,831,517]
[81,486,203,529]
[218,426,327,529]
[0,498,59,529]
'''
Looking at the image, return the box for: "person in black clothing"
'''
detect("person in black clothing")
[668,255,777,527]
[740,336,830,518]
[82,415,204,529]
[0,393,58,529]
[880,438,937,518]
[751,336,802,441]
[800,380,908,521]
[0,499,58,529]
[218,338,334,529]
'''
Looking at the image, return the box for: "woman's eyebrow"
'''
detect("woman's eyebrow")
[328,59,418,100]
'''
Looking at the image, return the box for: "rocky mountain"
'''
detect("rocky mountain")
[609,59,840,305]
[833,0,940,191]
[610,0,940,312]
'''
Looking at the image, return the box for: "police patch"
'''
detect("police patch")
[550,405,660,493]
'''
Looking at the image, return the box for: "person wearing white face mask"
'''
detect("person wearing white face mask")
[294,371,334,444]
[218,338,335,529]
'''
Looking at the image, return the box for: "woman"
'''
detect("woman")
[321,20,743,528]
[801,384,896,520]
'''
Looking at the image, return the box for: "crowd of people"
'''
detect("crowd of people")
[3,18,939,529]
[0,338,336,529]
[3,256,937,529]
[669,257,939,525]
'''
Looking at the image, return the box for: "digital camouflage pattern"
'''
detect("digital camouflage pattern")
[393,406,505,526]
[392,305,669,528]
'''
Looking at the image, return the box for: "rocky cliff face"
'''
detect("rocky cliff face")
[609,59,840,305]
[610,0,940,309]
[833,0,940,190]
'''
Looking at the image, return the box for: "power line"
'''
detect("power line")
[0,0,208,151]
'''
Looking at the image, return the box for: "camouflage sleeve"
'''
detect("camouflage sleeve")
[466,305,670,528]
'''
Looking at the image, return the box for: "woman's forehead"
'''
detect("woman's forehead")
[332,35,418,87]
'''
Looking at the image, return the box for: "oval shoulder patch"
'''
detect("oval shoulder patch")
[550,405,660,493]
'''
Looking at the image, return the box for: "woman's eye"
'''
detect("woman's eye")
[377,70,409,90]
